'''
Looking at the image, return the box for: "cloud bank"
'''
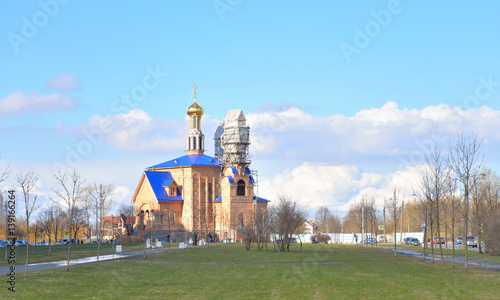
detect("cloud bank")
[0,91,77,117]
[45,74,81,91]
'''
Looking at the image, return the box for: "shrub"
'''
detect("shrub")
[311,234,331,244]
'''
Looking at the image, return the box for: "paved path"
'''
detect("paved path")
[1,245,181,274]
[378,245,500,271]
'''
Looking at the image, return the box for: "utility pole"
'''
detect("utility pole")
[383,199,386,244]
[361,195,365,246]
[400,200,404,244]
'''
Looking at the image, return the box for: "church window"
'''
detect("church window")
[237,180,245,196]
[199,137,202,150]
[193,137,197,149]
[193,116,197,129]
[170,187,176,196]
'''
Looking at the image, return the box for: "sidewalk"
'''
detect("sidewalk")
[0,244,180,274]
[378,245,500,271]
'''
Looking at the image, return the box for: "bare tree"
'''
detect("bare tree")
[52,206,64,245]
[80,185,94,239]
[88,183,113,266]
[478,169,500,255]
[388,189,401,256]
[0,152,10,187]
[314,206,331,233]
[16,171,41,278]
[444,173,460,267]
[273,195,305,252]
[424,144,447,265]
[326,214,342,234]
[119,204,135,216]
[41,204,59,254]
[51,170,85,272]
[342,202,363,234]
[254,207,271,251]
[448,133,483,270]
[72,208,86,240]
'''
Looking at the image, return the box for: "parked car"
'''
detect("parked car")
[55,238,76,245]
[432,237,445,244]
[364,237,377,244]
[14,240,31,247]
[403,237,414,245]
[0,240,11,247]
[455,237,463,245]
[466,235,478,248]
[409,238,420,246]
[33,241,49,246]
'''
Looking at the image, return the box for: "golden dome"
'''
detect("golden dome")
[187,83,204,116]
[187,99,204,116]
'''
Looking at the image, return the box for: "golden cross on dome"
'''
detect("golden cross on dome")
[193,83,197,100]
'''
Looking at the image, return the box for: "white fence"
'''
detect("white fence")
[287,232,425,244]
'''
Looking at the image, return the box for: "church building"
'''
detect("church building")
[131,84,269,241]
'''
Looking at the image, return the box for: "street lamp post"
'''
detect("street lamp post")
[361,196,364,246]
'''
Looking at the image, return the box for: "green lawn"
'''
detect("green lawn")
[0,243,154,266]
[7,243,500,299]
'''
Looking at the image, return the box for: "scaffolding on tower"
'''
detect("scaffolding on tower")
[251,169,259,197]
[214,109,251,167]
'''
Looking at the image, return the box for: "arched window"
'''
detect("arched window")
[193,116,197,129]
[237,180,246,196]
[193,137,197,149]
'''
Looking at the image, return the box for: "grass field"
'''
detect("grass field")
[6,243,500,299]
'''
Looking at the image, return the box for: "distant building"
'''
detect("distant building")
[100,215,136,240]
[303,220,316,234]
[131,84,269,240]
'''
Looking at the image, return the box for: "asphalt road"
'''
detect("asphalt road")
[421,241,481,252]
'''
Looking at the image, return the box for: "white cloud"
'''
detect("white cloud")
[259,162,422,213]
[247,102,500,166]
[45,74,80,91]
[0,91,77,117]
[79,109,223,154]
[81,108,187,153]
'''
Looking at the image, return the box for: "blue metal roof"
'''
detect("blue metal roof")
[214,195,222,202]
[230,166,238,174]
[253,195,270,202]
[249,176,255,184]
[245,167,251,174]
[144,171,183,202]
[162,179,174,187]
[226,176,234,183]
[148,154,222,169]
[158,196,183,203]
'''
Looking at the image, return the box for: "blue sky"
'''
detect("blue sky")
[1,1,500,218]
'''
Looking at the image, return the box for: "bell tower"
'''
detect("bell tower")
[186,83,205,155]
